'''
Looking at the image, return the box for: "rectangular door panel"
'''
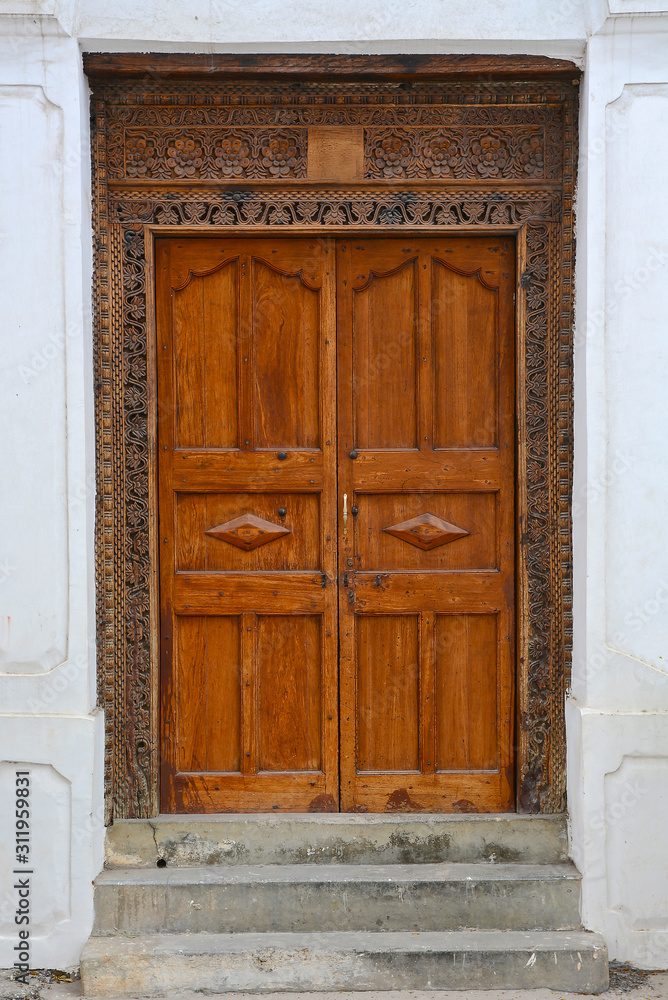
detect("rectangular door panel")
[174,614,241,773]
[175,493,320,572]
[252,259,321,449]
[355,492,498,571]
[432,257,499,449]
[356,615,420,772]
[172,258,240,449]
[158,237,338,813]
[353,256,418,449]
[434,613,499,771]
[338,236,515,813]
[257,614,322,772]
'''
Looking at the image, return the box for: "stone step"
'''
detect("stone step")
[80,928,609,995]
[92,861,581,934]
[105,813,568,868]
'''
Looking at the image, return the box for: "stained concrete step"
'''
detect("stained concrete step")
[92,861,581,934]
[80,929,609,994]
[105,813,568,868]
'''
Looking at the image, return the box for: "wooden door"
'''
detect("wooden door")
[157,234,515,814]
[157,237,339,812]
[337,237,515,813]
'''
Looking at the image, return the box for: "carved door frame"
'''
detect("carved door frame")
[85,53,579,821]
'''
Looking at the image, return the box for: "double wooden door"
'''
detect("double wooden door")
[157,235,515,814]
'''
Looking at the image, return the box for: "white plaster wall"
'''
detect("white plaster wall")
[569,15,668,968]
[71,0,589,58]
[0,720,104,965]
[1,0,668,972]
[0,15,103,969]
[0,83,68,675]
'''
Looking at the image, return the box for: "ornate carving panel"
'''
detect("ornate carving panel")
[363,126,561,180]
[87,56,578,821]
[111,127,307,180]
[108,187,559,228]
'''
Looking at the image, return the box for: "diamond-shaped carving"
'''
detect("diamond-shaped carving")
[383,512,469,551]
[205,513,291,551]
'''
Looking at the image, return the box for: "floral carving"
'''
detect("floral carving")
[213,134,251,176]
[364,126,555,180]
[166,137,204,177]
[115,127,307,180]
[422,136,462,177]
[125,135,158,177]
[109,188,559,228]
[118,121,557,183]
[260,135,302,176]
[519,135,545,177]
[470,135,510,177]
[369,133,413,177]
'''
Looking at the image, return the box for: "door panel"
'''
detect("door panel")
[338,237,515,813]
[174,615,242,772]
[356,614,420,772]
[173,260,239,449]
[356,492,498,571]
[257,614,322,772]
[174,493,321,572]
[434,613,499,771]
[252,261,321,449]
[432,258,499,449]
[353,260,419,449]
[158,237,338,813]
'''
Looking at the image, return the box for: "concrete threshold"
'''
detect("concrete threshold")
[105,813,569,868]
